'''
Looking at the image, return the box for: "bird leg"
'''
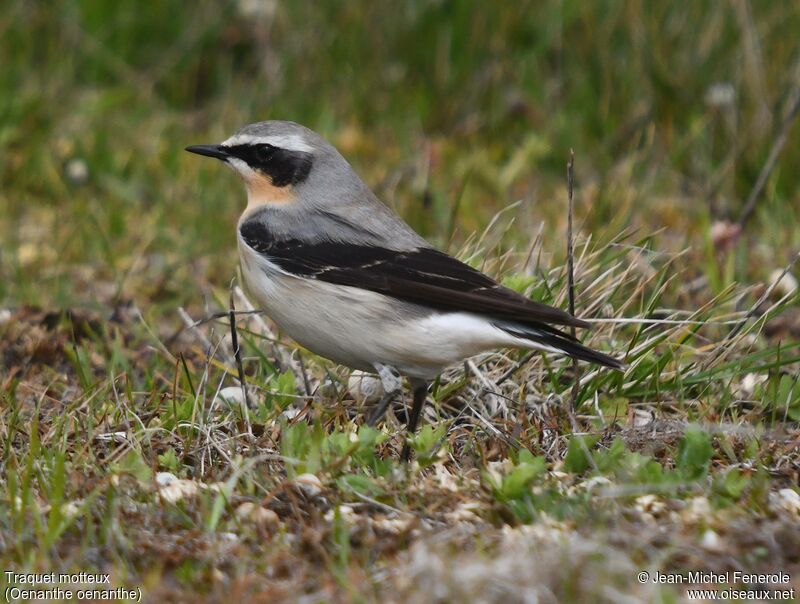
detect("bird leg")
[365,363,402,426]
[400,378,429,462]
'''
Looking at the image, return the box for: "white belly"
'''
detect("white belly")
[238,241,528,379]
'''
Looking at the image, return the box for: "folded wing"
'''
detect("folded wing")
[240,220,588,330]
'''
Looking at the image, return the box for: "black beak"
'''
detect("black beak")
[185,144,230,160]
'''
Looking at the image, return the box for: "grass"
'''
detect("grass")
[2,1,800,602]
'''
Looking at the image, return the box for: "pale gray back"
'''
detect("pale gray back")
[236,121,429,250]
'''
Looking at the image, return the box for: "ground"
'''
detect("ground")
[2,2,800,602]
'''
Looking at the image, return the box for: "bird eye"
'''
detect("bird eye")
[255,144,275,163]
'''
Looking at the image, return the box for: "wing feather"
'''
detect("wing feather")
[239,220,588,329]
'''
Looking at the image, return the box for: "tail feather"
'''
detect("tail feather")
[494,321,624,370]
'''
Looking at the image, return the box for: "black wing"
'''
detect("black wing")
[240,221,588,330]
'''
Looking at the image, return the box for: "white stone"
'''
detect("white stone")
[65,158,89,184]
[295,473,323,497]
[773,488,800,515]
[348,370,385,405]
[704,82,735,108]
[235,502,280,529]
[218,386,245,407]
[769,269,798,298]
[739,373,767,397]
[324,505,356,523]
[156,473,199,503]
[155,471,178,486]
[700,529,723,551]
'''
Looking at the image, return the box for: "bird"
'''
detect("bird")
[186,120,623,461]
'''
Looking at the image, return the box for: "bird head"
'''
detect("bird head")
[186,120,359,213]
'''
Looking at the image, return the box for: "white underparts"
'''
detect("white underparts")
[238,242,566,379]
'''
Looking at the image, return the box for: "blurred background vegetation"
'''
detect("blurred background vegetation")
[1,0,798,312]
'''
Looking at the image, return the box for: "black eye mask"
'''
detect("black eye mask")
[225,143,313,187]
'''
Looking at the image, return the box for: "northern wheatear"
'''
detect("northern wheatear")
[187,121,623,460]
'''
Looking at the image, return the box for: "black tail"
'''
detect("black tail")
[494,321,624,370]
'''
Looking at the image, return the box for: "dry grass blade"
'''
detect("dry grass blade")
[737,78,800,228]
[566,150,581,411]
[229,282,255,450]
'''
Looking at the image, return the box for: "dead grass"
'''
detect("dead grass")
[2,226,799,601]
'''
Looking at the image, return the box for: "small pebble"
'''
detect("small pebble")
[235,502,280,529]
[65,158,89,185]
[156,472,178,486]
[218,386,245,407]
[700,529,723,551]
[324,504,356,523]
[156,472,199,503]
[769,269,798,298]
[773,488,800,516]
[704,82,735,108]
[348,370,384,406]
[294,473,323,497]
